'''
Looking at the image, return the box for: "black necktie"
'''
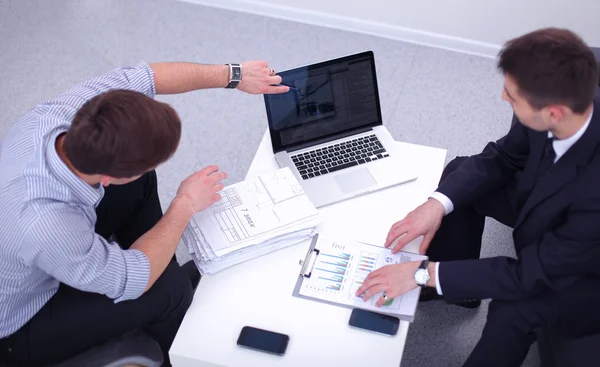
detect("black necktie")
[537,137,556,181]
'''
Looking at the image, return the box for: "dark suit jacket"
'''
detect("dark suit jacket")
[436,90,600,313]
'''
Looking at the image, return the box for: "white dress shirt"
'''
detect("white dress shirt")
[430,109,594,295]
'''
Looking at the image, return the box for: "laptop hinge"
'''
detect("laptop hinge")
[285,126,374,153]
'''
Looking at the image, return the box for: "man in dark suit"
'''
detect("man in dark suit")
[357,28,600,366]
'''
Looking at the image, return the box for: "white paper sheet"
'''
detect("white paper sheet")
[182,167,321,275]
[298,236,427,318]
[192,230,315,275]
[189,167,319,256]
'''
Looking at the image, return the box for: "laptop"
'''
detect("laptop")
[263,51,418,208]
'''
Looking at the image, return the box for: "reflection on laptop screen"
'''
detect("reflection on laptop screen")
[265,52,382,152]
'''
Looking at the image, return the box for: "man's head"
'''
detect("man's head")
[498,28,598,132]
[63,89,181,185]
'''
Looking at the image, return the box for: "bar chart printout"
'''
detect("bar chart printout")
[297,236,427,320]
[313,250,351,292]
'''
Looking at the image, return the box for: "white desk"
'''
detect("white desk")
[170,131,447,367]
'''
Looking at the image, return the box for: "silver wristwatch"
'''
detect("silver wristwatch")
[225,63,241,89]
[414,260,430,288]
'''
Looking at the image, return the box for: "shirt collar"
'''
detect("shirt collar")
[549,107,594,161]
[46,129,104,207]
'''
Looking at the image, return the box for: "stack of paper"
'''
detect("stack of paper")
[182,167,321,275]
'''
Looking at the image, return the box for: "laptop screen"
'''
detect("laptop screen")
[264,51,383,153]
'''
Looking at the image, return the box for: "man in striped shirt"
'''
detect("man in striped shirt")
[0,61,289,366]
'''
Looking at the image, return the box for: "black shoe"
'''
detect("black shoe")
[419,287,481,309]
[180,260,201,291]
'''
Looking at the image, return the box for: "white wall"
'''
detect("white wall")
[179,0,600,58]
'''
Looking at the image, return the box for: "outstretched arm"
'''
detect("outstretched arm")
[149,61,289,95]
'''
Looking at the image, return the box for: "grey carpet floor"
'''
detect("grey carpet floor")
[0,0,538,365]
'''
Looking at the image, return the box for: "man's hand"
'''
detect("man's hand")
[175,165,227,214]
[385,198,446,255]
[237,61,290,95]
[356,262,421,307]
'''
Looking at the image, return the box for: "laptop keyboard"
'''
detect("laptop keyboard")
[291,134,389,180]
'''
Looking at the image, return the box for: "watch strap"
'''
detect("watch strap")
[419,260,430,270]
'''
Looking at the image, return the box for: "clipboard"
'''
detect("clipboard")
[292,233,427,322]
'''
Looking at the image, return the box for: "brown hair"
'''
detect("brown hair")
[498,27,598,114]
[64,89,181,178]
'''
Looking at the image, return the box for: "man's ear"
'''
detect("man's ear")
[100,176,113,187]
[546,105,566,125]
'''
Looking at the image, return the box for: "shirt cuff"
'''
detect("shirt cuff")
[429,191,454,215]
[114,249,150,303]
[435,262,443,295]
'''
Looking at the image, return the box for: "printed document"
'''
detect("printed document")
[296,235,427,320]
[190,167,320,258]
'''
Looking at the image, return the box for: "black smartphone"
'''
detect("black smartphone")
[348,308,400,336]
[236,326,290,356]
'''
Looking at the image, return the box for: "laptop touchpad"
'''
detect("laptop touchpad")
[334,168,376,194]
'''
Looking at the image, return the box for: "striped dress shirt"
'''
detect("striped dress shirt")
[0,63,156,338]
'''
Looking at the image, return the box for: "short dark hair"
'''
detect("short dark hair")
[64,89,181,178]
[498,27,598,114]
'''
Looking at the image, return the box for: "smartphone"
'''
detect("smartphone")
[236,326,290,356]
[348,308,400,336]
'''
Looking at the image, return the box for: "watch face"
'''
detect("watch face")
[233,68,241,80]
[415,269,430,285]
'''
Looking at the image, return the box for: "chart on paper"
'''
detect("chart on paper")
[347,251,378,301]
[308,249,351,293]
[298,237,427,317]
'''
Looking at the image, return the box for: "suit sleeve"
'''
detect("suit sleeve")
[437,116,531,210]
[438,196,600,303]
